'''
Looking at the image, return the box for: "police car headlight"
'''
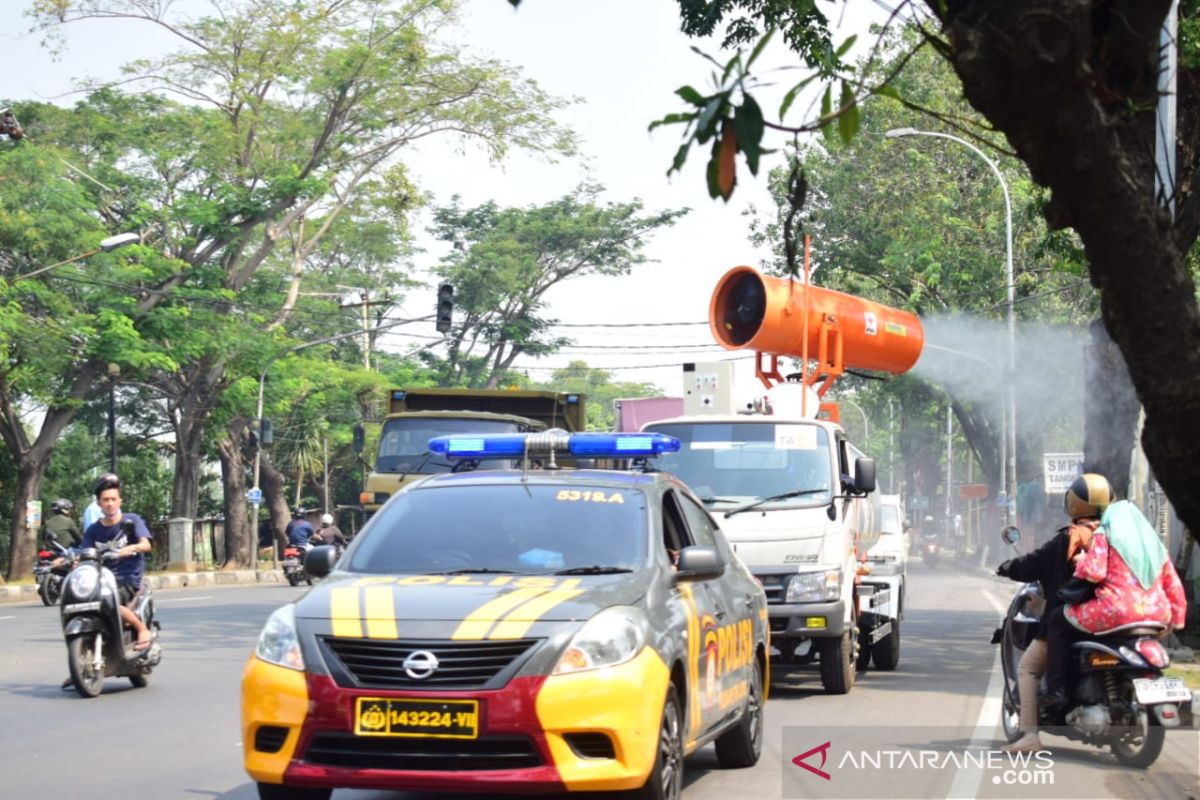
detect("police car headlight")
[255,605,305,671]
[786,568,841,603]
[553,606,648,675]
[67,566,99,598]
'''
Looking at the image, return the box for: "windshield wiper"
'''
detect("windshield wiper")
[697,496,740,505]
[724,489,829,518]
[434,568,517,575]
[553,565,634,575]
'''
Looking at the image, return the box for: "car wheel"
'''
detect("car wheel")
[715,657,764,768]
[628,685,684,800]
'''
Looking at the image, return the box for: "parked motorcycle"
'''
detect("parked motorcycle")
[60,533,162,698]
[283,543,312,586]
[35,534,74,606]
[992,525,1189,768]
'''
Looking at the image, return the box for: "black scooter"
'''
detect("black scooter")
[60,524,162,698]
[992,526,1190,768]
[35,534,74,606]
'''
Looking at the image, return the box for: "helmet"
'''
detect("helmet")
[51,498,73,514]
[321,513,334,526]
[292,508,306,518]
[94,473,121,497]
[1064,473,1113,518]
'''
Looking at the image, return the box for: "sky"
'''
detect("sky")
[0,0,894,405]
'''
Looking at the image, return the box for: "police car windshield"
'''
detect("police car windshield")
[347,484,648,574]
[375,418,520,473]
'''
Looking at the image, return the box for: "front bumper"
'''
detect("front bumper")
[767,599,846,639]
[242,645,670,794]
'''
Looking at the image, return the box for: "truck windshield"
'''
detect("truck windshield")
[347,484,648,574]
[647,422,833,505]
[376,418,521,473]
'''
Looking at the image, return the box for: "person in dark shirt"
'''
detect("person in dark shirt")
[285,509,315,547]
[44,499,82,548]
[81,474,154,650]
[311,513,347,548]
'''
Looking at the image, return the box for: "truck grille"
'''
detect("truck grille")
[320,637,539,690]
[304,731,542,771]
[758,574,789,604]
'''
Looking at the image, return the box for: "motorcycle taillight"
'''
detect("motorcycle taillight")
[284,548,301,557]
[37,550,53,558]
[1136,639,1169,668]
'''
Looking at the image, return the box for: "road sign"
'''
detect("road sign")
[909,494,929,511]
[958,483,988,500]
[247,487,263,505]
[1043,453,1084,494]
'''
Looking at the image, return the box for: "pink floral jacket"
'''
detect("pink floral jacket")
[1064,532,1187,634]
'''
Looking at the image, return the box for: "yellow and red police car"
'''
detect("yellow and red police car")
[242,432,768,800]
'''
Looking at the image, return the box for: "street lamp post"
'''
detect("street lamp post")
[11,232,141,282]
[885,128,1017,526]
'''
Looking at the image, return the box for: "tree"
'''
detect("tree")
[27,0,576,526]
[651,1,1200,533]
[427,184,687,388]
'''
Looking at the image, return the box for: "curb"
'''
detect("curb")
[0,568,285,604]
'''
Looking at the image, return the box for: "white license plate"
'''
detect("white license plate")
[1133,677,1192,704]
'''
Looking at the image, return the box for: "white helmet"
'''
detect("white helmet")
[321,513,334,526]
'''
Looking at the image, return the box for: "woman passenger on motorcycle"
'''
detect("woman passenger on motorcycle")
[994,472,1107,752]
[1042,475,1188,714]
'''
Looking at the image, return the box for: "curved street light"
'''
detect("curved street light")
[885,127,1017,526]
[12,232,141,282]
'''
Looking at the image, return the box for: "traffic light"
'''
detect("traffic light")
[436,283,454,333]
[260,418,274,445]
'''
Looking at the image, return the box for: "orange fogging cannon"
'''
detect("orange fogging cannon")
[709,265,924,422]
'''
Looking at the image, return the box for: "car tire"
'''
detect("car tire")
[628,684,684,800]
[871,621,900,671]
[256,783,331,800]
[819,630,856,695]
[715,657,764,768]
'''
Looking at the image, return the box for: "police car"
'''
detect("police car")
[242,432,769,800]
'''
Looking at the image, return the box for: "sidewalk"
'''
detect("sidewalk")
[0,567,285,604]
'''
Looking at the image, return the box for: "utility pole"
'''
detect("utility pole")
[323,435,330,513]
[336,288,392,371]
[945,403,953,528]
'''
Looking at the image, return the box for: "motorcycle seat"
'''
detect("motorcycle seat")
[1090,621,1167,637]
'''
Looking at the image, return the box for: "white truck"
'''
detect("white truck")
[643,366,903,694]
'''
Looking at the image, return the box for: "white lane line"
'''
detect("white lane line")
[0,615,14,620]
[944,590,1009,799]
[158,595,214,603]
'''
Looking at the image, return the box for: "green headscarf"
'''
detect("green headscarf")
[1099,500,1168,590]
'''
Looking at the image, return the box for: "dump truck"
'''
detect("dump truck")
[356,388,586,516]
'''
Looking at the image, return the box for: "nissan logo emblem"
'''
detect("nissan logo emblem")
[402,650,439,680]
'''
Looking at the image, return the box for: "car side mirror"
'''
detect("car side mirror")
[673,545,724,582]
[1001,526,1021,546]
[352,424,365,454]
[853,457,876,494]
[304,545,339,578]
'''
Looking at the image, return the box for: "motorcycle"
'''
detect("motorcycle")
[992,525,1189,768]
[921,534,940,568]
[35,534,74,606]
[60,528,162,698]
[283,543,313,586]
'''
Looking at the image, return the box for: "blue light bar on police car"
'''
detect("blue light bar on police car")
[428,432,680,459]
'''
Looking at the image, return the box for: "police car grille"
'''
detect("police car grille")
[304,732,542,771]
[322,637,539,689]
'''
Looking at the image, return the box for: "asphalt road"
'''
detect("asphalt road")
[1,562,1195,800]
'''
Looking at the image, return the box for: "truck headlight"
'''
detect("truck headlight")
[553,606,648,675]
[255,605,305,671]
[786,569,841,603]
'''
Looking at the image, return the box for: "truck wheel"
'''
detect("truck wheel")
[872,622,900,671]
[856,628,872,672]
[819,631,856,695]
[715,657,764,768]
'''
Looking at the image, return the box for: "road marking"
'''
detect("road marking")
[157,595,213,603]
[0,615,14,620]
[945,592,1008,799]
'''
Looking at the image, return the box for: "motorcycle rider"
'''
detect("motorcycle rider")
[44,499,82,548]
[994,472,1108,752]
[311,513,347,548]
[61,474,153,689]
[285,509,314,547]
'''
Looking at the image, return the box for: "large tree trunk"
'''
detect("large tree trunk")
[5,457,49,581]
[169,361,228,519]
[217,418,252,568]
[258,450,292,557]
[938,1,1200,533]
[1083,320,1140,496]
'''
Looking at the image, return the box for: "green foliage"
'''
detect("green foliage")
[426,185,686,388]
